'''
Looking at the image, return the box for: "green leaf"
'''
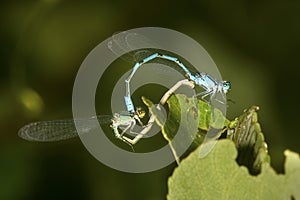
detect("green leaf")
[227,106,270,174]
[197,99,230,130]
[142,95,270,174]
[167,139,300,200]
[142,94,229,147]
[284,150,300,199]
[142,94,200,163]
[142,95,201,147]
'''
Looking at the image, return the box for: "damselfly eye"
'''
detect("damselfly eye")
[223,81,231,92]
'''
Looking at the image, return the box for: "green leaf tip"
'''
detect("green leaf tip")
[227,105,270,174]
[141,96,153,107]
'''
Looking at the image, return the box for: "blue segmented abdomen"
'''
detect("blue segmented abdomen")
[124,96,135,113]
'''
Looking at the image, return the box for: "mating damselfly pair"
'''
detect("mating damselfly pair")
[18,31,231,157]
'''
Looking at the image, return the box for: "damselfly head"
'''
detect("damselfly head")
[222,81,231,93]
[136,107,146,118]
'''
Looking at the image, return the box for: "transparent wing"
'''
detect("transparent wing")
[107,31,162,63]
[108,31,198,77]
[18,115,112,142]
[125,32,161,51]
[107,31,134,62]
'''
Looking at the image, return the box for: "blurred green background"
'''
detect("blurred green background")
[1,0,300,199]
